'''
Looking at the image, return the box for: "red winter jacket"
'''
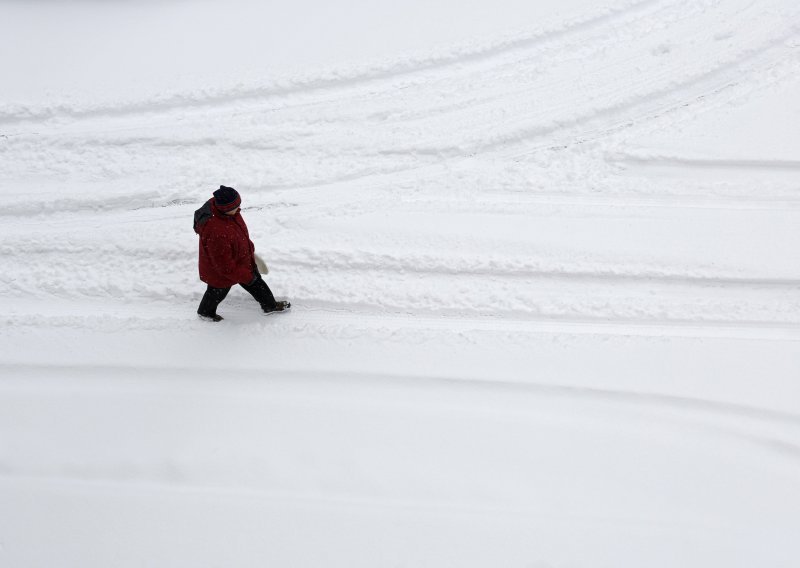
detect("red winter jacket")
[196,199,256,288]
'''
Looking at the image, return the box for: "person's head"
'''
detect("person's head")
[213,185,241,215]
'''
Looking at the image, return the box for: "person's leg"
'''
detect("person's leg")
[240,273,278,312]
[197,285,231,319]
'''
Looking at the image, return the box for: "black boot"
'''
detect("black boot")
[198,313,224,322]
[241,274,284,313]
[197,285,230,321]
[264,300,291,314]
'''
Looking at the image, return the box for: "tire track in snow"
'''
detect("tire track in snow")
[2,299,799,341]
[3,221,799,329]
[0,361,798,496]
[3,361,797,425]
[5,244,800,301]
[7,240,800,289]
[611,154,800,174]
[2,0,796,213]
[6,27,795,204]
[471,29,800,156]
[0,0,667,125]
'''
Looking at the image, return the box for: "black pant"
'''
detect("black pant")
[198,273,277,316]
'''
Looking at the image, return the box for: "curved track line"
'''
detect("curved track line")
[613,155,800,172]
[2,361,799,426]
[0,0,665,125]
[2,301,799,341]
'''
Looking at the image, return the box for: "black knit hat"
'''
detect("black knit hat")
[213,185,241,212]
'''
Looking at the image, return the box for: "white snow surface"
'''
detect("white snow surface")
[2,0,800,566]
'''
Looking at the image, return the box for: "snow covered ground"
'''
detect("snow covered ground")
[1,0,800,566]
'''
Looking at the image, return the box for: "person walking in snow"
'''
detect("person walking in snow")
[194,185,290,321]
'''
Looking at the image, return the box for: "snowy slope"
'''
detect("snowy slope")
[1,0,800,566]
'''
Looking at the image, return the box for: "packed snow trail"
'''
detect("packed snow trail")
[1,0,800,566]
